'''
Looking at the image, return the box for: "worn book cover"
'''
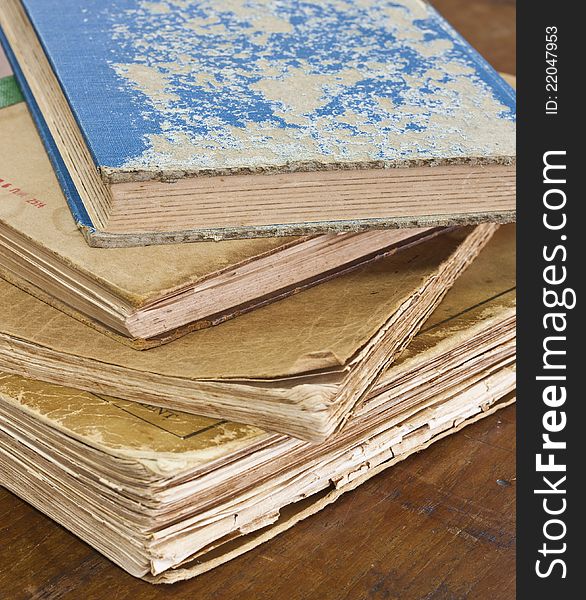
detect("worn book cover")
[0,55,439,347]
[0,225,516,580]
[0,0,516,246]
[0,224,498,440]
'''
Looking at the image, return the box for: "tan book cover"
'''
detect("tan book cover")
[0,223,499,440]
[0,224,516,580]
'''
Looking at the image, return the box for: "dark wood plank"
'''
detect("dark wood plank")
[431,0,516,76]
[0,2,516,598]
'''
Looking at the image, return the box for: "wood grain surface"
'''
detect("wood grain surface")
[0,1,516,598]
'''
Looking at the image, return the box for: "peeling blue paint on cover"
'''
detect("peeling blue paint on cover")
[20,0,516,178]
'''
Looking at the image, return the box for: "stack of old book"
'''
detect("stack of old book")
[0,0,515,583]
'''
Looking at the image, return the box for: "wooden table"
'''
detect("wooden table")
[0,2,516,598]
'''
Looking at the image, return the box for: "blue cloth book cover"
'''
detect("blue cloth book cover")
[0,0,516,246]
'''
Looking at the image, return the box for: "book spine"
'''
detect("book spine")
[0,29,96,236]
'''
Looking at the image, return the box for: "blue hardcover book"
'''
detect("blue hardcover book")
[0,0,515,247]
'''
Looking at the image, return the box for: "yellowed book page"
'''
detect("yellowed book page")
[391,224,515,368]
